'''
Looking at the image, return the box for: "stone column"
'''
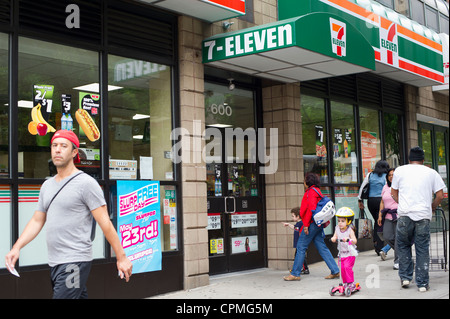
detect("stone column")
[178,16,209,289]
[262,83,303,270]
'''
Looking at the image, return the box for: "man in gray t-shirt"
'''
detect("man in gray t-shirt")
[5,130,132,298]
[37,172,105,267]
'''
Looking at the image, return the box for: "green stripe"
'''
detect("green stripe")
[398,37,443,72]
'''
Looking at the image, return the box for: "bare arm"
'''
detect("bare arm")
[432,189,444,211]
[92,205,133,282]
[391,188,399,203]
[5,211,46,268]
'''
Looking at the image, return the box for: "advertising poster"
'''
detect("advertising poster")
[117,180,162,274]
[231,235,258,254]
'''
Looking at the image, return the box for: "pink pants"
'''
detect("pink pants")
[340,256,355,283]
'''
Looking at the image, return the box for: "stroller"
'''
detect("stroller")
[329,238,361,297]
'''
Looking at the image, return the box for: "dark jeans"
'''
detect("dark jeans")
[50,261,92,299]
[396,216,430,288]
[368,197,385,253]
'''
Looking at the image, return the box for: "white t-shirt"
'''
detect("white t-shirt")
[391,164,445,221]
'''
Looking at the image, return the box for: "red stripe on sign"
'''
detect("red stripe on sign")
[206,0,245,13]
[398,59,444,83]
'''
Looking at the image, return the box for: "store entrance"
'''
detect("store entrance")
[206,151,265,275]
[204,82,265,275]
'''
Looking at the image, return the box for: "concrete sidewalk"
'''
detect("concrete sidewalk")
[152,249,449,299]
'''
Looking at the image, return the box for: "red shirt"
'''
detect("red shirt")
[300,186,322,228]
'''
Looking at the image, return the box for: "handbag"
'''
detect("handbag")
[355,208,373,239]
[360,172,371,200]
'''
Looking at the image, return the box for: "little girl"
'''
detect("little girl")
[331,207,358,289]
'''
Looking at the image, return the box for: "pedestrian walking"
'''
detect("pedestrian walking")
[391,146,445,292]
[378,168,399,269]
[282,207,309,275]
[358,160,390,255]
[283,172,339,281]
[5,130,133,299]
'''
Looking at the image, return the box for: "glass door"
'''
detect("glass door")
[205,82,264,275]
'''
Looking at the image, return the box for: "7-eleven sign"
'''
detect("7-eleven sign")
[380,22,398,67]
[330,18,346,57]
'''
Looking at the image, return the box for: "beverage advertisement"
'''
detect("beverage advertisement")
[117,180,162,274]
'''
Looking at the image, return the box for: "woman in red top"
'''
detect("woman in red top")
[284,172,340,281]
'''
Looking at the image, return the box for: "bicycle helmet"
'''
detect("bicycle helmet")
[335,207,355,225]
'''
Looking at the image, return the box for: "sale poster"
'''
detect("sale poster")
[117,180,162,274]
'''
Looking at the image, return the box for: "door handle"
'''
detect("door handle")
[224,196,236,214]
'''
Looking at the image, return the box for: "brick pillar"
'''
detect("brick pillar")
[178,16,209,289]
[262,83,303,270]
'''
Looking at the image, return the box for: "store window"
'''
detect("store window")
[360,107,381,178]
[425,5,440,31]
[384,112,403,168]
[411,0,426,24]
[18,37,100,179]
[301,95,328,183]
[0,33,8,178]
[331,101,358,184]
[108,55,173,181]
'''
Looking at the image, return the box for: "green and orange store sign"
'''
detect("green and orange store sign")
[203,0,444,85]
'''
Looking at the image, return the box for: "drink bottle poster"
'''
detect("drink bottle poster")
[117,180,162,274]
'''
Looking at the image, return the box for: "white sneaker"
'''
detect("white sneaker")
[418,286,429,292]
[380,251,387,261]
[393,263,399,270]
[401,280,410,288]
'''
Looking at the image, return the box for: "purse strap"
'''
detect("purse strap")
[45,171,84,212]
[359,208,367,219]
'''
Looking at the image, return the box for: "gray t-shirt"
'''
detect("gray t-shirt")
[37,172,106,267]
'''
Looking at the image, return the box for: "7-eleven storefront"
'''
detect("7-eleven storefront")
[202,0,447,272]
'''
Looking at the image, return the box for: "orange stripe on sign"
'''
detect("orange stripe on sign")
[327,0,379,23]
[206,0,246,13]
[397,25,442,52]
[332,23,341,32]
[380,16,392,30]
[399,59,444,83]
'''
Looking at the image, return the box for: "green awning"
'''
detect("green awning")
[202,12,375,82]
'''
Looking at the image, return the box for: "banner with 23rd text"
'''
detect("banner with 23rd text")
[117,180,162,274]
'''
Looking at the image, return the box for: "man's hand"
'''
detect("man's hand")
[117,256,133,282]
[5,247,20,270]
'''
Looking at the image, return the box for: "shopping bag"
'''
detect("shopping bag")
[355,208,373,239]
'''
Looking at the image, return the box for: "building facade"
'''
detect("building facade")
[0,0,448,298]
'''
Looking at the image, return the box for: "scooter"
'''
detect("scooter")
[329,239,361,297]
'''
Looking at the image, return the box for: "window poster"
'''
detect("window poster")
[231,235,258,254]
[117,180,162,274]
[315,125,326,157]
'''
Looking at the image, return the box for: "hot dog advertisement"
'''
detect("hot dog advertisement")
[77,92,101,142]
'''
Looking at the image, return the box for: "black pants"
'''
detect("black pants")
[50,261,92,299]
[367,197,385,253]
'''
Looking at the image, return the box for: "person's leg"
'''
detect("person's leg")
[383,219,398,264]
[340,256,355,284]
[311,224,339,276]
[414,219,430,290]
[287,229,314,278]
[51,261,92,299]
[396,217,414,285]
[368,197,384,253]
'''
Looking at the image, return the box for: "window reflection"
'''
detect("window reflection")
[108,55,173,181]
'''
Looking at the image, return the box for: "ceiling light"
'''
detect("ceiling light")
[18,100,34,108]
[73,83,123,92]
[207,123,233,128]
[133,114,151,120]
